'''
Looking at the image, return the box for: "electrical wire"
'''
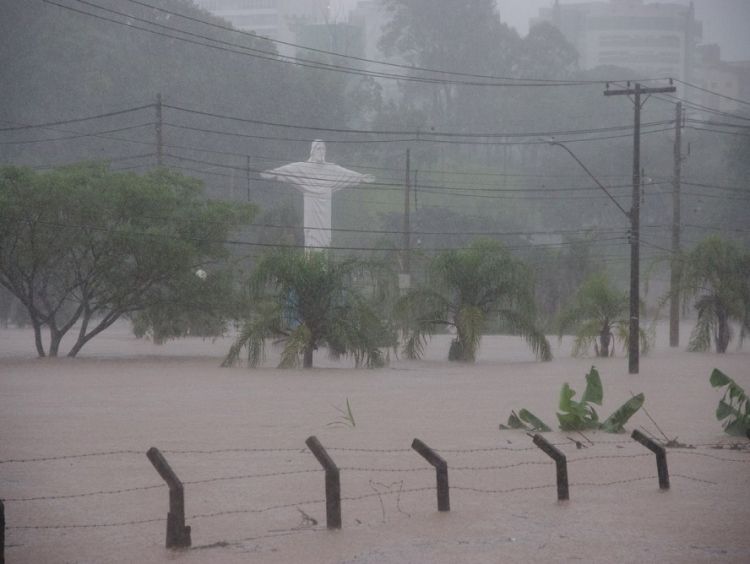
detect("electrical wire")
[40,0,590,88]
[118,0,630,86]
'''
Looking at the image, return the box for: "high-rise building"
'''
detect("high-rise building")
[692,44,750,114]
[533,0,702,83]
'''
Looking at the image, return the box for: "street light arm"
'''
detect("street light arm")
[548,141,631,219]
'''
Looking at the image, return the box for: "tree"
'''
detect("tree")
[557,273,651,358]
[681,236,750,353]
[397,239,551,362]
[223,250,395,369]
[0,163,254,357]
[379,0,519,126]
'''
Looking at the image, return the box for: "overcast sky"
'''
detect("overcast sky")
[330,0,750,62]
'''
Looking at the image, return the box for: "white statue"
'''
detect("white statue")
[261,140,375,249]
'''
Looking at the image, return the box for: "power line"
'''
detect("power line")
[25,218,630,254]
[0,104,152,132]
[163,103,672,139]
[42,0,624,88]
[163,151,640,194]
[39,0,579,88]
[118,0,617,86]
[0,123,155,145]
[675,79,750,108]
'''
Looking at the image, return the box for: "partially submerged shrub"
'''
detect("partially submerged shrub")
[501,366,645,433]
[710,369,750,436]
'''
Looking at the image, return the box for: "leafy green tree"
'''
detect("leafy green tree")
[397,239,551,362]
[224,250,395,369]
[130,266,241,344]
[0,163,254,357]
[557,273,651,358]
[681,236,750,353]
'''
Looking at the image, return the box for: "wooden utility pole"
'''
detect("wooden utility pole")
[403,149,411,281]
[155,93,163,167]
[605,81,676,374]
[670,102,683,347]
[246,155,252,202]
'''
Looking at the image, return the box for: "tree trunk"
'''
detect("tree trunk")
[303,346,314,369]
[67,311,121,358]
[31,318,46,357]
[715,308,730,353]
[598,324,612,358]
[48,327,63,358]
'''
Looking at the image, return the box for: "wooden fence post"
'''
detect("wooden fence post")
[146,447,192,548]
[631,430,670,490]
[533,434,569,501]
[412,439,450,512]
[305,436,342,529]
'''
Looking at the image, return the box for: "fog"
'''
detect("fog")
[1,1,750,561]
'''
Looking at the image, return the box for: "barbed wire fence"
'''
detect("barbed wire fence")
[1,433,748,558]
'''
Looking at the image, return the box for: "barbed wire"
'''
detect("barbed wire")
[326,447,413,454]
[2,439,745,467]
[183,469,322,486]
[452,484,556,495]
[2,484,163,503]
[437,445,543,454]
[0,450,142,464]
[670,474,718,485]
[7,517,164,531]
[668,451,750,463]
[162,447,308,455]
[568,453,653,463]
[339,466,432,473]
[188,499,325,521]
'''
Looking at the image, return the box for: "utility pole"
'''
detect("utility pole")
[605,81,676,374]
[402,149,411,289]
[670,102,683,347]
[155,93,163,167]
[246,155,252,202]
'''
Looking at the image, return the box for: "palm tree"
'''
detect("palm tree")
[223,250,395,369]
[557,273,651,358]
[397,240,551,362]
[682,236,750,353]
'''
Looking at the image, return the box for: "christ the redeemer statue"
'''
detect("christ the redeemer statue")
[261,140,374,249]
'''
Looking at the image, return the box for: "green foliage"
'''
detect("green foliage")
[502,366,645,433]
[600,393,645,434]
[558,273,652,358]
[0,163,253,357]
[327,398,357,429]
[557,367,603,431]
[709,369,750,436]
[131,268,240,344]
[397,239,551,363]
[500,409,552,433]
[224,250,395,369]
[682,237,750,354]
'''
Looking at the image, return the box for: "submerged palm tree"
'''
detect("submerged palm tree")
[224,250,395,369]
[397,240,551,362]
[557,273,651,358]
[682,237,750,353]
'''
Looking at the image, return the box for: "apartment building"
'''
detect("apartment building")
[533,0,702,83]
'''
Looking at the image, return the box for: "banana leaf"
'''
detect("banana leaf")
[519,409,552,432]
[600,393,645,433]
[709,369,749,436]
[501,409,551,432]
[581,366,603,405]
